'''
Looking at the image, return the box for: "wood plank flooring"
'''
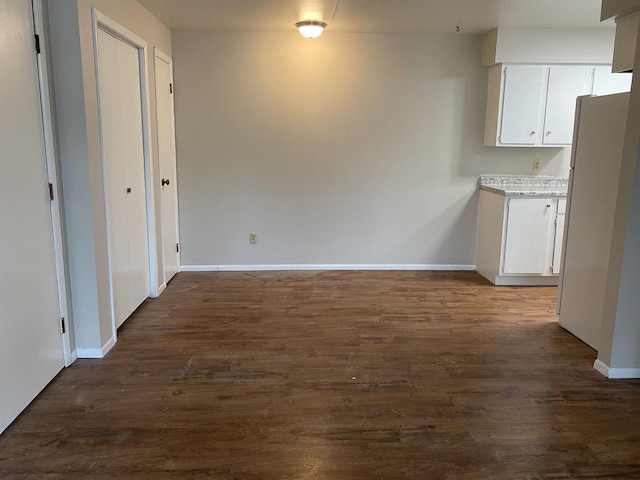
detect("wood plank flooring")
[2,271,640,479]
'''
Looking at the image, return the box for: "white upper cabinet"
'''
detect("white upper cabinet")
[499,66,545,145]
[592,65,632,95]
[485,63,631,147]
[543,66,592,145]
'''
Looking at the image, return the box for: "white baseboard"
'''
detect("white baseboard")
[180,264,477,272]
[593,359,640,379]
[76,336,116,359]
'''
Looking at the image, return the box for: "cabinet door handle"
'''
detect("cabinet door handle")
[162,178,170,186]
[547,204,551,208]
[546,131,552,136]
[126,187,132,194]
[530,131,536,136]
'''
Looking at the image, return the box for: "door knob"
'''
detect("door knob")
[162,178,170,186]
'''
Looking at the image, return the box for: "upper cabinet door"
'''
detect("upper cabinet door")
[499,65,545,145]
[592,66,632,95]
[542,66,592,145]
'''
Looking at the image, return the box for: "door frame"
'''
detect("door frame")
[32,0,74,366]
[91,9,160,342]
[153,47,181,291]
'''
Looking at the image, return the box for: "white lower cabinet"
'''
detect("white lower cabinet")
[476,191,566,285]
[552,199,566,274]
[503,198,554,274]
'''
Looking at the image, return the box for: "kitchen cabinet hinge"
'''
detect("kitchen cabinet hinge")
[35,34,41,54]
[48,183,54,201]
[60,317,66,334]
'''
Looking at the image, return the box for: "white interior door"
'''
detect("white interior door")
[96,28,150,329]
[0,0,65,433]
[155,51,180,283]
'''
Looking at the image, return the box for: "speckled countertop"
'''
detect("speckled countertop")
[479,175,568,197]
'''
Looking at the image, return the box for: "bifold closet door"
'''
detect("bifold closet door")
[97,29,150,328]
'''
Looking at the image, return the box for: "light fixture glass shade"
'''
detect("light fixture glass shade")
[296,20,326,39]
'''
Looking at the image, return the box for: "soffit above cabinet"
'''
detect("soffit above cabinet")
[481,28,616,66]
[138,0,609,34]
[601,0,640,21]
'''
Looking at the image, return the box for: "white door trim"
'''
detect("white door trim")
[91,9,160,342]
[153,47,181,288]
[32,0,74,366]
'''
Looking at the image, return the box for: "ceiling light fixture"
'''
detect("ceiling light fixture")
[296,20,327,39]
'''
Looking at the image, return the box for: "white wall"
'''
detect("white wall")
[599,18,640,374]
[172,31,569,268]
[47,0,171,355]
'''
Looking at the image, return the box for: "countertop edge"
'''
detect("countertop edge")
[479,185,568,197]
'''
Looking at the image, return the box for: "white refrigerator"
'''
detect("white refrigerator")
[557,93,629,350]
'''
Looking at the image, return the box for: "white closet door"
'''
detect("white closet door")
[96,29,149,329]
[97,29,131,327]
[155,53,180,282]
[0,0,64,433]
[116,38,150,315]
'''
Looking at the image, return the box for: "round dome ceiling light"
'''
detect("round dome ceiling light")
[296,20,327,39]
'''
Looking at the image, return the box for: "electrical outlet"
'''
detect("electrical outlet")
[249,232,257,245]
[532,159,541,172]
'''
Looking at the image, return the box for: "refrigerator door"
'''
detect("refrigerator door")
[569,96,588,169]
[558,93,629,350]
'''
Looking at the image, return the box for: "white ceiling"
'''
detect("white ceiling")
[137,0,612,34]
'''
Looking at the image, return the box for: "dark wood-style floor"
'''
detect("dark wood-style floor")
[2,271,640,479]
